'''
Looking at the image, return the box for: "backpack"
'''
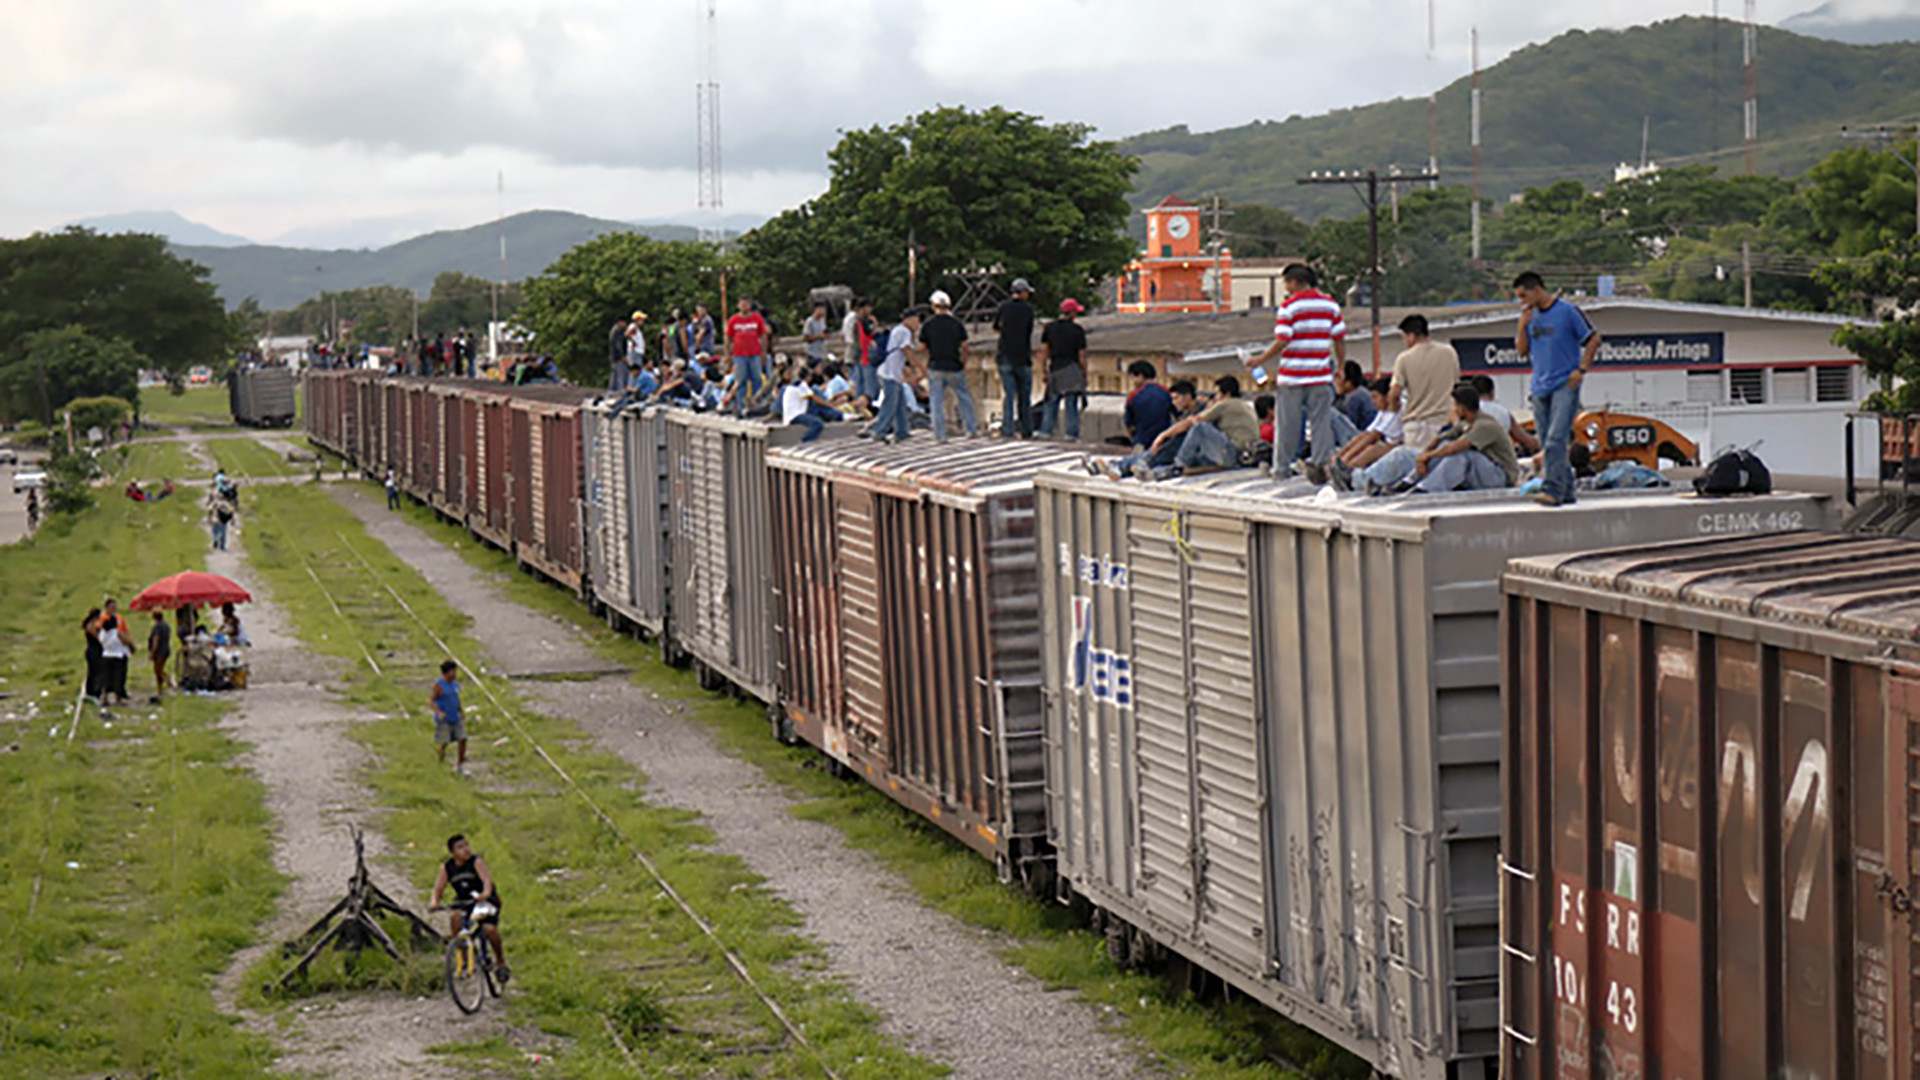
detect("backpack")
[868,324,892,367]
[1693,448,1772,496]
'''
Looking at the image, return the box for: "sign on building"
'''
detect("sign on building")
[1449,332,1725,374]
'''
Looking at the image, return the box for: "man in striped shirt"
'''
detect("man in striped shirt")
[1245,264,1346,479]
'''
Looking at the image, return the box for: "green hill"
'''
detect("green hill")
[1123,17,1920,219]
[174,210,698,309]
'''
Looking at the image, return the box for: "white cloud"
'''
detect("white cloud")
[0,0,1844,242]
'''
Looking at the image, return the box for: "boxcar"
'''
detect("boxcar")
[230,366,297,428]
[1036,472,1828,1080]
[1502,530,1920,1080]
[504,386,596,594]
[584,400,674,638]
[767,439,1094,885]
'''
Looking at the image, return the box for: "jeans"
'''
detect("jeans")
[869,378,912,441]
[1113,439,1180,476]
[1531,381,1581,503]
[609,360,625,391]
[788,402,843,443]
[998,363,1034,438]
[1276,382,1336,475]
[1171,422,1239,475]
[853,363,879,405]
[211,519,229,550]
[387,487,400,510]
[929,370,979,441]
[1416,450,1510,492]
[1283,408,1359,461]
[1362,446,1419,490]
[734,355,766,415]
[1039,391,1083,440]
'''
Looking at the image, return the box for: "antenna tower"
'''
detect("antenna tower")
[695,0,724,243]
[1426,0,1439,188]
[1742,0,1758,173]
[1470,26,1482,262]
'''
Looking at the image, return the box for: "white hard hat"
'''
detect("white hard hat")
[929,290,952,308]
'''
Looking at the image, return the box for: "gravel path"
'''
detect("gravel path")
[202,449,512,1077]
[334,484,1147,1080]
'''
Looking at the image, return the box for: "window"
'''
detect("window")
[1687,371,1722,404]
[1816,366,1854,403]
[1729,368,1766,405]
[1773,367,1809,403]
[1248,295,1266,309]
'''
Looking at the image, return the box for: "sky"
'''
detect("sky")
[0,0,1878,248]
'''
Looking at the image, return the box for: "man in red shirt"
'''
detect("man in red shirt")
[725,297,771,416]
[1244,263,1346,479]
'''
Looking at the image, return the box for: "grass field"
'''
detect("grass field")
[140,386,233,430]
[114,440,203,483]
[386,495,1370,1079]
[241,484,934,1079]
[202,437,301,479]
[0,455,282,1078]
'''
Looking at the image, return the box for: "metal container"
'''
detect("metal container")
[665,411,852,703]
[429,385,463,514]
[230,366,297,427]
[767,440,1097,877]
[473,390,512,550]
[1037,473,1830,1080]
[406,380,436,500]
[1501,530,1920,1080]
[584,400,673,636]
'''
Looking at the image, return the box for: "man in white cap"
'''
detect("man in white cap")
[992,279,1037,438]
[624,310,649,379]
[918,291,978,442]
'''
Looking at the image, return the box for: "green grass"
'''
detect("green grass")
[113,440,203,484]
[240,484,938,1080]
[0,459,283,1078]
[202,437,301,479]
[382,494,1370,1079]
[141,386,233,430]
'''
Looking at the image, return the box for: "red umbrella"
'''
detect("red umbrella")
[129,571,253,611]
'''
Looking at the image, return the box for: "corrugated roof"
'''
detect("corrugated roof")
[771,438,1103,501]
[1507,530,1920,642]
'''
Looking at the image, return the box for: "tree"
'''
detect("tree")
[1816,237,1920,409]
[0,326,144,423]
[1221,202,1312,258]
[738,106,1138,316]
[0,229,229,395]
[273,285,417,347]
[518,234,719,384]
[421,271,523,336]
[1769,141,1918,257]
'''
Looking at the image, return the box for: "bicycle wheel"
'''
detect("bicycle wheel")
[445,937,487,1014]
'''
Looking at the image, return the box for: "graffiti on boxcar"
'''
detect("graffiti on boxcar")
[1717,724,1830,920]
[1066,596,1132,708]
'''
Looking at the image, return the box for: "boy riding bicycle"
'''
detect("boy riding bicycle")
[431,833,509,983]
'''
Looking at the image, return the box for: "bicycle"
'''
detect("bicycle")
[431,902,503,1014]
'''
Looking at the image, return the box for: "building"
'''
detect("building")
[1117,195,1233,315]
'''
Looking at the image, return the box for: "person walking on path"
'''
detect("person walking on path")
[384,467,400,511]
[431,659,469,773]
[867,309,922,444]
[993,279,1037,438]
[1388,314,1460,455]
[920,291,979,442]
[1245,264,1346,477]
[1513,270,1601,507]
[147,611,172,702]
[207,489,236,550]
[725,298,771,416]
[82,606,104,703]
[98,598,133,709]
[1038,299,1089,440]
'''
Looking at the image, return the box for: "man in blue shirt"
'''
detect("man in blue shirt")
[431,659,468,773]
[1122,361,1174,448]
[1514,271,1600,507]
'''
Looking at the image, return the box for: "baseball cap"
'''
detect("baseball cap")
[929,290,952,308]
[1010,278,1032,294]
[1059,298,1085,315]
[631,309,649,321]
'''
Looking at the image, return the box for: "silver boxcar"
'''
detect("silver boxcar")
[1036,471,1829,1080]
[231,366,297,428]
[585,400,673,637]
[664,411,851,702]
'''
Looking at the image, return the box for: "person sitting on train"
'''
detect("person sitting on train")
[781,366,844,443]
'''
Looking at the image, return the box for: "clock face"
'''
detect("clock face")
[1166,215,1192,239]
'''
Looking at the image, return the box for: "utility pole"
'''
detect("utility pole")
[1842,123,1920,238]
[1741,239,1753,308]
[494,169,505,370]
[695,0,724,244]
[1204,195,1234,313]
[1298,166,1441,373]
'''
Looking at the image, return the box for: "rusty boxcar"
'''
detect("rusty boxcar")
[1037,472,1829,1080]
[766,439,1095,883]
[1501,530,1920,1080]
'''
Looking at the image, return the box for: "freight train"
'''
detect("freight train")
[307,369,1889,1080]
[229,365,298,428]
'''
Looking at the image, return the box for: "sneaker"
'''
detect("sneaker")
[1100,462,1125,483]
[1328,461,1354,493]
[1531,491,1564,507]
[1303,461,1329,486]
[1130,460,1155,482]
[495,963,510,984]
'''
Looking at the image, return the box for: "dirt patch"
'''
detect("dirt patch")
[205,450,509,1078]
[334,485,1147,1080]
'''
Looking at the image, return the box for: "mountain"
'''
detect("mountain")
[72,210,255,247]
[269,216,446,251]
[173,210,701,309]
[1121,18,1920,220]
[1782,2,1920,45]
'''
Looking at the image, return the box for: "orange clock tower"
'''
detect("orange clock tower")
[1119,194,1232,314]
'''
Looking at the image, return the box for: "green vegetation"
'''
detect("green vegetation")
[741,105,1139,319]
[0,447,282,1079]
[0,229,231,423]
[518,234,723,385]
[384,494,1368,1079]
[142,386,232,430]
[1819,236,1920,408]
[116,440,202,483]
[237,273,524,353]
[240,484,936,1079]
[1122,18,1920,219]
[203,437,300,478]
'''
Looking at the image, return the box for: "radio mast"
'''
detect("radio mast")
[1470,25,1482,262]
[695,0,724,243]
[1742,0,1758,173]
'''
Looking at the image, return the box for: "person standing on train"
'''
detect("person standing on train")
[841,297,877,407]
[726,298,772,417]
[992,280,1037,439]
[1243,263,1346,478]
[608,317,631,390]
[867,309,922,444]
[1037,299,1089,440]
[689,303,717,358]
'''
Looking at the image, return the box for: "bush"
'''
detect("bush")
[11,420,51,447]
[64,396,134,443]
[45,449,100,516]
